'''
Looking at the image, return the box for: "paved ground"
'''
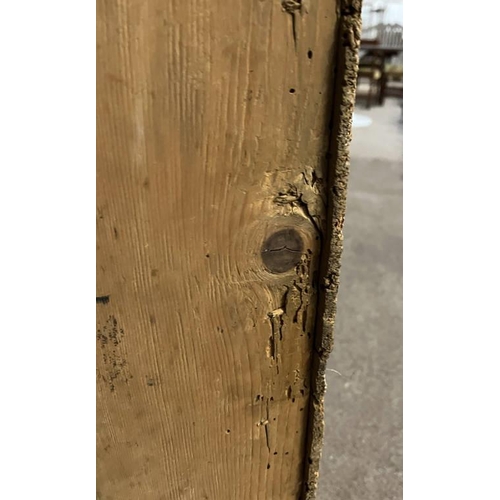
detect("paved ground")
[317,99,403,500]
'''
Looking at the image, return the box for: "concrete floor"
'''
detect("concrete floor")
[317,99,403,500]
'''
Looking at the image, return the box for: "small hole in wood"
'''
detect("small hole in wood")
[289,88,296,94]
[307,50,313,59]
[96,295,110,305]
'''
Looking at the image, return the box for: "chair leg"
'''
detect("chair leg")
[379,74,386,106]
[366,78,372,109]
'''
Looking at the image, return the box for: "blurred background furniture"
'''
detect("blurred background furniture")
[357,41,384,109]
[357,2,403,108]
[382,61,403,101]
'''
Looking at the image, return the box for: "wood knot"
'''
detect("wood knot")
[261,228,304,274]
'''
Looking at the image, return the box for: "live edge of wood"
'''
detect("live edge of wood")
[302,1,361,498]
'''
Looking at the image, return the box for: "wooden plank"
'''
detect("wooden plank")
[96,0,360,498]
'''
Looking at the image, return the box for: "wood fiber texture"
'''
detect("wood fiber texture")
[96,0,359,498]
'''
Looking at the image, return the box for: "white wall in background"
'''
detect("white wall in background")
[362,0,403,28]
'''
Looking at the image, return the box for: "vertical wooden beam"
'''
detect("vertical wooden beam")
[96,0,359,498]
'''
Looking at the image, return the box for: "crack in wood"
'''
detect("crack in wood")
[265,399,271,452]
[267,287,290,371]
[273,185,323,239]
[282,0,302,51]
[267,311,284,361]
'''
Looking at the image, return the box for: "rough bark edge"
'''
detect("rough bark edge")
[301,1,362,498]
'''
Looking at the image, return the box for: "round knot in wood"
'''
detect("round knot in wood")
[261,228,304,273]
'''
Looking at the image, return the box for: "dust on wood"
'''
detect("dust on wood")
[97,0,351,498]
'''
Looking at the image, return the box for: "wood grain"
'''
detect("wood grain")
[97,1,344,498]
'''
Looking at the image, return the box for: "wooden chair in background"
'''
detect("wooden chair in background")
[357,39,384,109]
[357,23,403,108]
[381,62,403,102]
